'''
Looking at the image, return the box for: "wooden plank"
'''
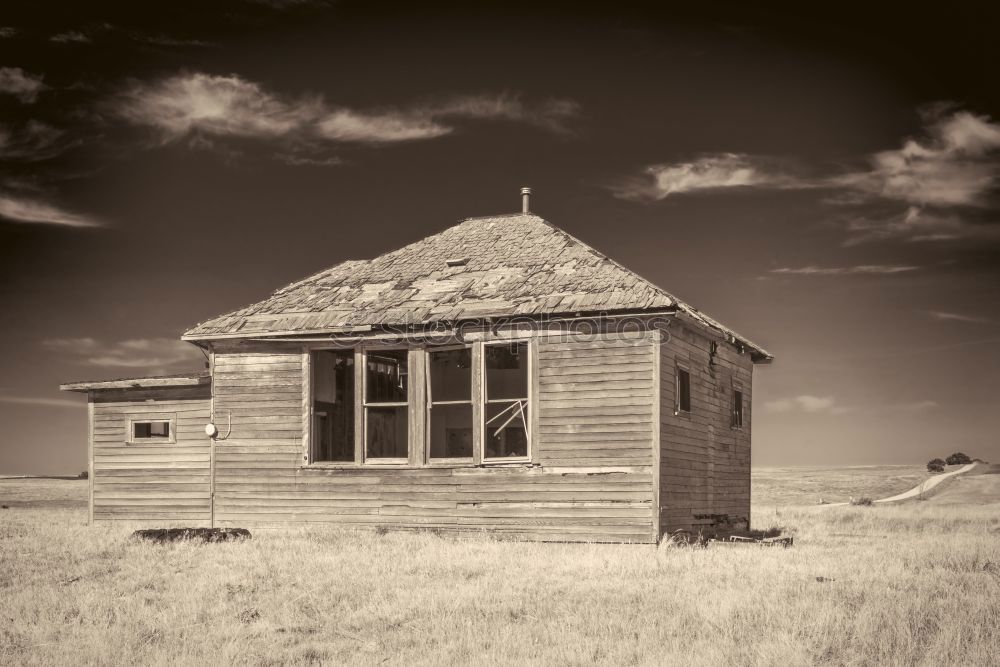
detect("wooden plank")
[88,398,94,524]
[538,371,651,385]
[301,347,311,467]
[538,362,652,377]
[472,342,483,466]
[651,330,661,542]
[530,340,540,465]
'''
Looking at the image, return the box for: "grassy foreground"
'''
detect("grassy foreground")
[1,471,999,666]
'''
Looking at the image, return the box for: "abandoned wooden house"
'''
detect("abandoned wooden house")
[61,191,771,543]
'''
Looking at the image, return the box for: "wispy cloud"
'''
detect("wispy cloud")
[50,31,91,44]
[117,73,318,141]
[42,337,203,369]
[612,153,807,201]
[116,72,579,150]
[764,395,850,415]
[928,311,989,324]
[275,152,343,167]
[770,264,920,276]
[894,400,939,412]
[132,34,214,48]
[0,194,103,227]
[834,110,1000,208]
[764,395,939,415]
[0,67,46,103]
[0,121,74,161]
[616,108,1000,245]
[840,206,967,246]
[0,395,84,409]
[0,27,17,38]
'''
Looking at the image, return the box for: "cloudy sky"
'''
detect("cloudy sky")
[2,1,998,474]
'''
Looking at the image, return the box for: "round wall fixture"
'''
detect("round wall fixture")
[205,423,218,438]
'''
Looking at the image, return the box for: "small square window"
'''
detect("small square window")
[130,419,173,442]
[676,367,691,414]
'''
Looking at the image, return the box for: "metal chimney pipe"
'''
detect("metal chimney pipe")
[521,187,531,213]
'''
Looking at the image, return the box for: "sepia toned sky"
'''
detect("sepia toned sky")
[1,1,998,474]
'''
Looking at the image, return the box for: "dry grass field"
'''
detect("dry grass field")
[1,468,999,666]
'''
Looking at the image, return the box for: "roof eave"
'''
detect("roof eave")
[179,307,682,342]
[59,374,211,392]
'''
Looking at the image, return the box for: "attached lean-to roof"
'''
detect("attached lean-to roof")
[183,213,771,360]
[60,370,211,392]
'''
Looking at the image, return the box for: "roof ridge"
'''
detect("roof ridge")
[460,212,537,221]
[531,215,683,303]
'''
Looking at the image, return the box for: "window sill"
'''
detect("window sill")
[300,461,538,471]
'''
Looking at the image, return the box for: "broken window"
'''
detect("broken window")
[676,366,691,414]
[428,347,473,459]
[484,342,529,459]
[312,349,355,462]
[732,389,744,429]
[128,418,174,444]
[133,420,170,439]
[365,349,409,460]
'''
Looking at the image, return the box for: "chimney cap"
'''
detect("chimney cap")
[520,187,532,195]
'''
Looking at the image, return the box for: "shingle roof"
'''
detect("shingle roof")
[182,213,770,360]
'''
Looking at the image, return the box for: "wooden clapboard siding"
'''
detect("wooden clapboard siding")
[659,325,752,534]
[90,385,211,523]
[208,334,657,543]
[536,334,656,468]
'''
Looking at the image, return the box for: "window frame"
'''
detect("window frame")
[309,348,357,464]
[425,343,476,465]
[126,415,176,445]
[361,346,410,465]
[302,339,536,470]
[674,362,692,416]
[731,381,745,430]
[482,339,532,464]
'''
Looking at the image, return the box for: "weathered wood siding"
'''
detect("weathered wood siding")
[91,386,212,522]
[658,324,753,534]
[210,333,657,543]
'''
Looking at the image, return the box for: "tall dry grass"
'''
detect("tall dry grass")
[1,476,998,665]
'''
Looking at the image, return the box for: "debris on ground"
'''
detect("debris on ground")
[132,528,251,543]
[711,535,794,548]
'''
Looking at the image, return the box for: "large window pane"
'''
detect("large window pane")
[312,350,354,462]
[485,342,529,459]
[485,401,528,458]
[429,347,473,459]
[366,406,408,459]
[485,343,528,400]
[429,348,471,402]
[429,403,474,458]
[366,349,408,403]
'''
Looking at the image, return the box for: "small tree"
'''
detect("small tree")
[946,452,972,465]
[927,458,946,473]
